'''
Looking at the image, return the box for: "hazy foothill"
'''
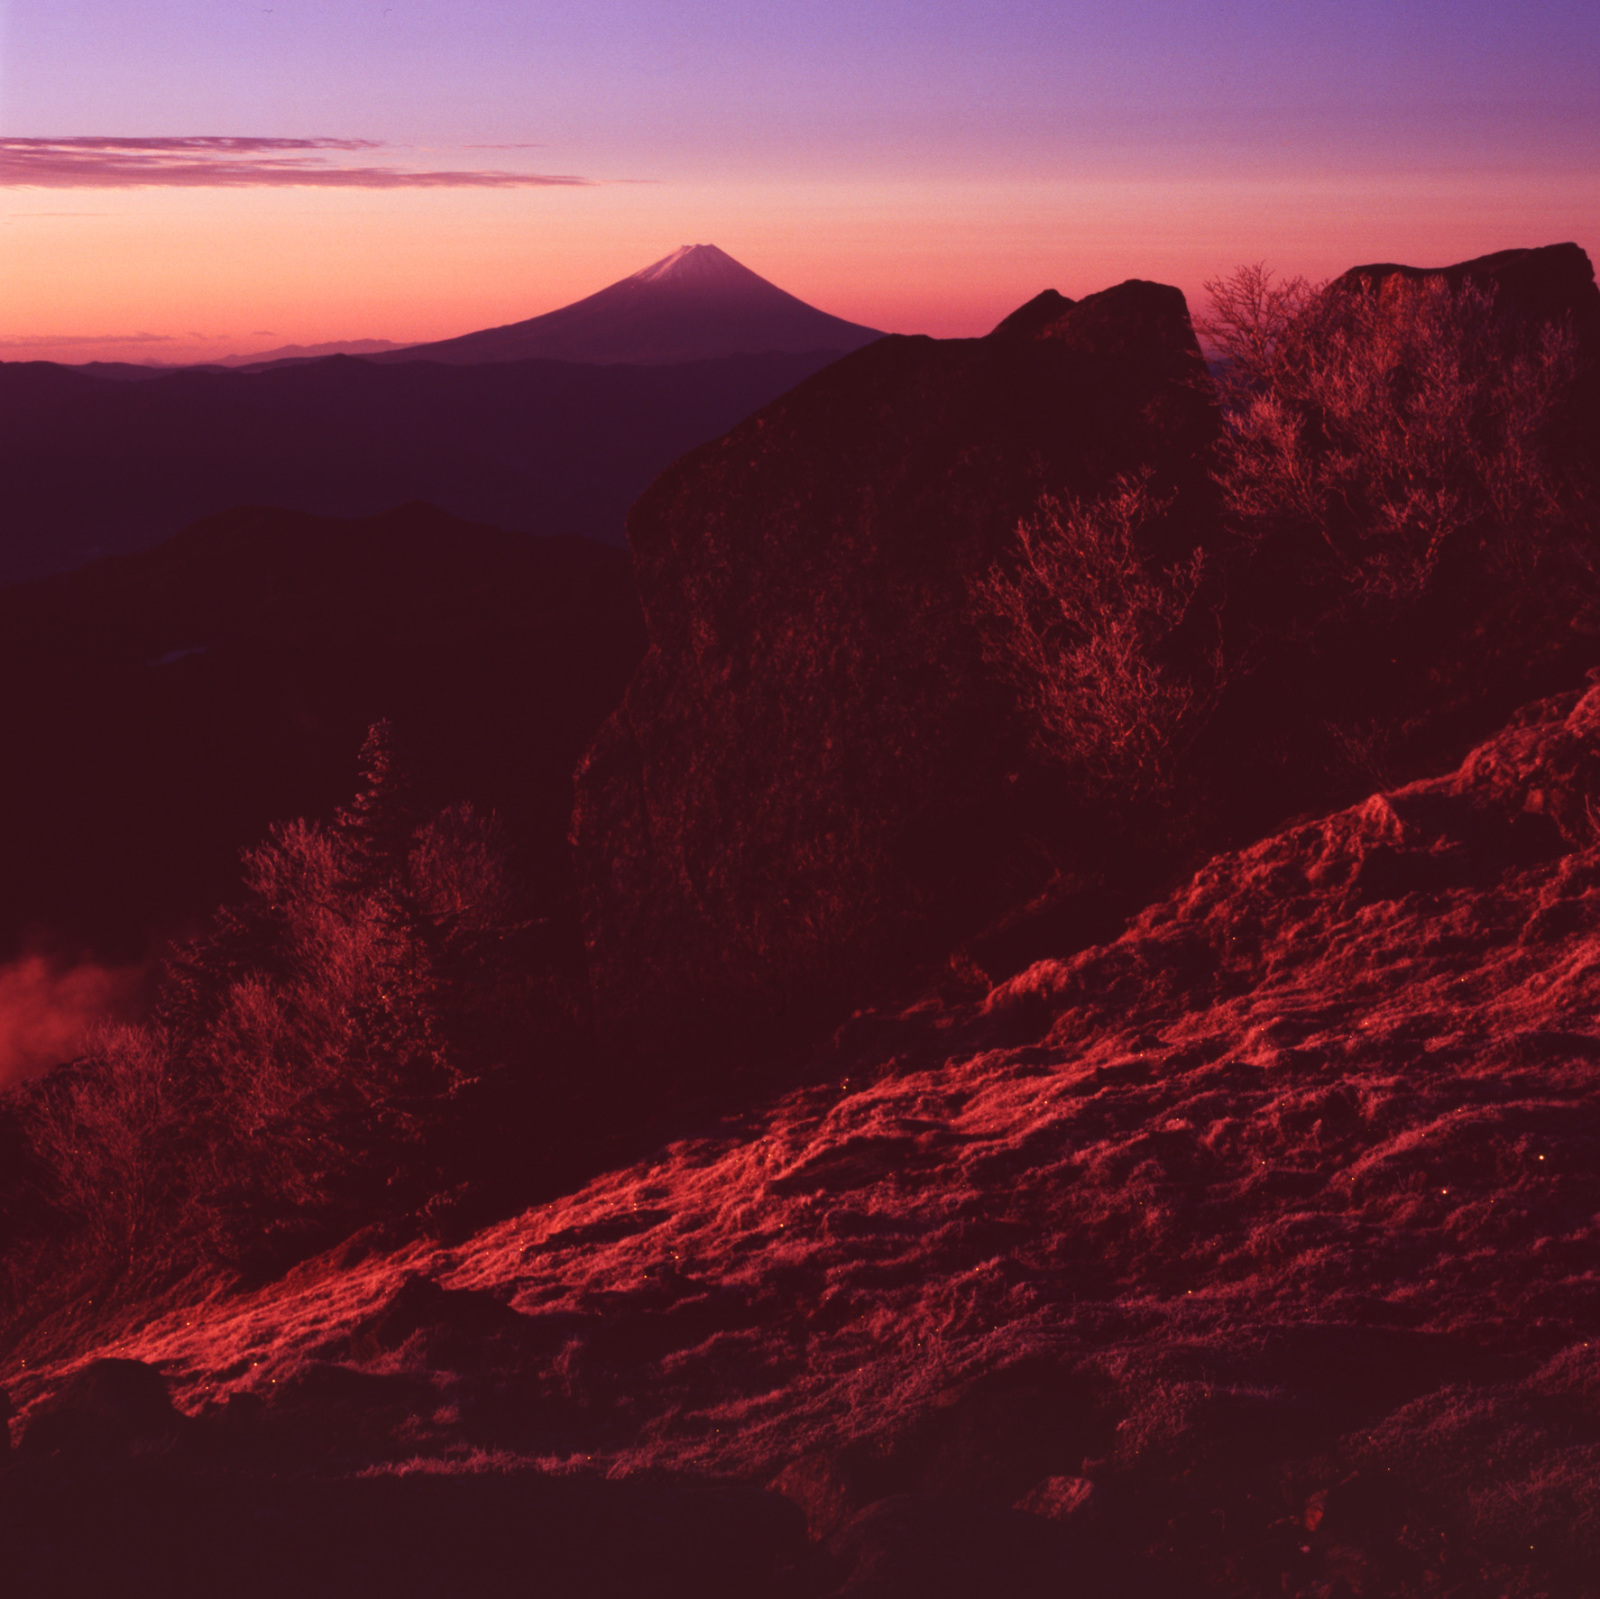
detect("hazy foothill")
[3,237,1600,1599]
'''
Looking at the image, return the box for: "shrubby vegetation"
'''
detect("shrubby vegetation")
[970,474,1211,805]
[2,723,579,1324]
[1204,264,1580,610]
[5,257,1592,1349]
[975,261,1591,804]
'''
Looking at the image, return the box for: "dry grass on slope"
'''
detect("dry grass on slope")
[10,684,1600,1597]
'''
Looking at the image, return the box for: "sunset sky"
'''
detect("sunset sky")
[1,0,1596,363]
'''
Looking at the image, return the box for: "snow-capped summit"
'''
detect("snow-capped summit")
[379,244,883,367]
[623,243,796,298]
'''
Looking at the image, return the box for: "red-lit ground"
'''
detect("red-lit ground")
[9,682,1600,1596]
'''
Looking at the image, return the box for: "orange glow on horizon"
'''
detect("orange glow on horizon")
[2,170,1596,365]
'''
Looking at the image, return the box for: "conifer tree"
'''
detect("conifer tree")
[332,718,419,892]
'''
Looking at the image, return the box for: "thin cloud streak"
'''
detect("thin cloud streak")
[0,137,592,189]
[0,331,174,348]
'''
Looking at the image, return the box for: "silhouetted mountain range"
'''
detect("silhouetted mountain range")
[219,338,405,368]
[1,245,883,583]
[377,244,884,366]
[0,348,836,582]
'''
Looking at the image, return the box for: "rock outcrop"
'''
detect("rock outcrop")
[571,279,1218,1073]
[1201,243,1600,853]
[1334,243,1600,505]
[1353,236,1599,399]
[1333,241,1600,340]
[19,1359,181,1459]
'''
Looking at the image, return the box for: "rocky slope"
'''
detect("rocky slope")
[571,277,1218,1076]
[569,244,1600,1086]
[10,677,1600,1596]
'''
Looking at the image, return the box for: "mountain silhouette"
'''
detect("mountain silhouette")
[0,348,838,582]
[219,337,405,368]
[378,244,885,366]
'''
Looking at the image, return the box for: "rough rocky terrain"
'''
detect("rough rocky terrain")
[10,676,1600,1597]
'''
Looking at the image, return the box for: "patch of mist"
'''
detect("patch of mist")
[0,954,149,1088]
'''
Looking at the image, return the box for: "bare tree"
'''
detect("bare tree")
[972,475,1212,803]
[26,1027,181,1269]
[1196,261,1314,406]
[20,726,537,1284]
[1206,266,1580,608]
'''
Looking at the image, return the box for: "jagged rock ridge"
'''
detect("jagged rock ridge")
[1333,240,1600,336]
[572,244,1600,1077]
[570,276,1218,1075]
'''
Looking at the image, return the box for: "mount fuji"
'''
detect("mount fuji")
[377,243,885,366]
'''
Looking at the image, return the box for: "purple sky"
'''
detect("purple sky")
[1,1,1595,358]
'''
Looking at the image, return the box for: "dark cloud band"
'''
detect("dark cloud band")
[0,137,590,189]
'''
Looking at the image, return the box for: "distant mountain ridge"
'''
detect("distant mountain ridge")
[219,338,404,368]
[0,348,838,581]
[378,243,885,366]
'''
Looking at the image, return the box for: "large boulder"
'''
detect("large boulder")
[19,1358,182,1459]
[1332,241,1600,339]
[1203,243,1600,850]
[1333,242,1600,489]
[571,280,1217,1074]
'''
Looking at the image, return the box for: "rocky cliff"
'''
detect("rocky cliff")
[1333,240,1600,338]
[570,279,1218,1075]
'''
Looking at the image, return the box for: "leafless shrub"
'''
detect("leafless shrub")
[410,802,521,933]
[15,724,539,1287]
[25,1025,181,1269]
[1321,716,1399,791]
[1195,261,1315,409]
[1204,265,1580,608]
[972,475,1213,803]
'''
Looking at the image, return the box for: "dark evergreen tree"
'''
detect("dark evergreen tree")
[332,718,420,892]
